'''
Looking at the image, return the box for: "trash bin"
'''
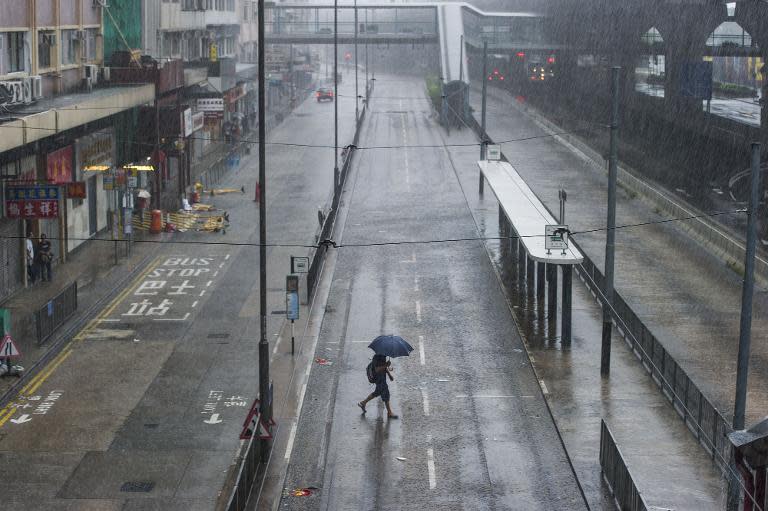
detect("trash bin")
[150,209,163,234]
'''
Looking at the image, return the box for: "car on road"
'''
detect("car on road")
[316,88,334,102]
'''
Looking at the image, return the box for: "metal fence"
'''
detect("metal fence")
[225,429,263,511]
[600,419,650,511]
[307,79,374,299]
[575,240,733,475]
[35,282,77,345]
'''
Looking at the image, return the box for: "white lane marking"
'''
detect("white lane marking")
[421,388,430,416]
[455,394,517,399]
[305,364,312,377]
[99,319,120,323]
[213,271,219,277]
[298,383,308,411]
[273,335,282,354]
[206,280,213,287]
[225,254,231,260]
[539,380,549,395]
[414,276,419,292]
[415,301,421,323]
[199,290,206,297]
[192,301,198,308]
[427,448,436,489]
[284,421,298,460]
[219,262,225,268]
[418,335,425,366]
[153,313,191,322]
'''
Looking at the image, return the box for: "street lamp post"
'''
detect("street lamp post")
[257,0,270,445]
[354,0,359,122]
[334,0,339,193]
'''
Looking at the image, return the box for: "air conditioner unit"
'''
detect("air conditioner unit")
[101,66,110,82]
[30,76,43,99]
[0,81,24,104]
[21,78,33,104]
[83,77,93,92]
[85,64,99,85]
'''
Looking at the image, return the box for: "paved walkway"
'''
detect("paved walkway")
[456,88,731,508]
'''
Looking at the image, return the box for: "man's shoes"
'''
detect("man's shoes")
[357,402,366,414]
[387,414,399,419]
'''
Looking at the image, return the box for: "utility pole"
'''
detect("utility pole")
[334,0,339,193]
[354,0,359,121]
[365,8,368,96]
[733,142,762,431]
[257,0,270,447]
[480,41,488,161]
[601,66,620,377]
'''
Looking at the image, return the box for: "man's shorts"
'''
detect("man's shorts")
[373,381,390,402]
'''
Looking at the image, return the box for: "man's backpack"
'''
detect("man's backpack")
[366,361,376,383]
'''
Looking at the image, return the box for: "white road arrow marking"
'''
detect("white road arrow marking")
[11,414,31,424]
[203,413,223,424]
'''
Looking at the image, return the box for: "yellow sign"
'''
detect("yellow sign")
[209,43,218,63]
[122,164,155,172]
[82,165,111,172]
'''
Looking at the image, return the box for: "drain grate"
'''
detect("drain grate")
[207,333,230,339]
[120,481,155,493]
[143,423,159,429]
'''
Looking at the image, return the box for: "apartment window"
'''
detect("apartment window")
[215,0,223,10]
[61,30,78,66]
[85,29,98,62]
[38,31,56,69]
[252,1,258,21]
[227,0,234,11]
[243,1,248,20]
[0,32,28,75]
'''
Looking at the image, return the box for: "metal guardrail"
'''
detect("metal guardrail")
[600,419,650,511]
[35,282,77,345]
[225,431,262,511]
[575,242,733,476]
[307,79,374,299]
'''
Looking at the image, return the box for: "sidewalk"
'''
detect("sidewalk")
[442,93,729,507]
[0,232,158,397]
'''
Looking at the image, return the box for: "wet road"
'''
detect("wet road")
[0,73,359,509]
[280,76,588,510]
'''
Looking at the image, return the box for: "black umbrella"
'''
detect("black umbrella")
[368,335,413,358]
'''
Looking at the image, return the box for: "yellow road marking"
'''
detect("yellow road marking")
[19,346,72,395]
[0,256,163,428]
[0,406,17,428]
[24,349,72,397]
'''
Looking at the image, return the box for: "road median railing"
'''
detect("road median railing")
[224,79,374,511]
[35,281,77,345]
[600,419,650,511]
[307,78,373,299]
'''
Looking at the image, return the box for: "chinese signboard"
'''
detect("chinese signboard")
[76,129,115,176]
[67,182,87,199]
[192,112,205,132]
[197,98,224,113]
[182,108,193,137]
[46,146,73,184]
[5,185,60,219]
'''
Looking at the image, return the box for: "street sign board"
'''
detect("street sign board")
[0,335,21,358]
[487,144,501,161]
[545,224,569,252]
[291,256,309,273]
[286,275,299,321]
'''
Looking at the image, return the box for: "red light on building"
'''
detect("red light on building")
[516,52,525,58]
[547,56,556,64]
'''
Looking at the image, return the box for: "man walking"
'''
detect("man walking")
[358,354,398,419]
[25,232,35,285]
[38,234,52,282]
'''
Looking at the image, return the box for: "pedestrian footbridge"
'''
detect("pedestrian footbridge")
[266,2,558,85]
